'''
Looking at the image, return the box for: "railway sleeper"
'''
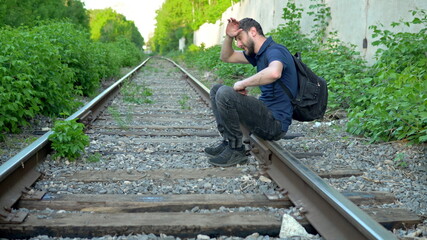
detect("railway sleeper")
[53,167,362,182]
[16,191,396,211]
[0,208,421,238]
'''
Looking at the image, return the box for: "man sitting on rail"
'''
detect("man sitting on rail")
[205,17,298,167]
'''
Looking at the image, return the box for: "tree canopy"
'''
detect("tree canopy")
[0,0,89,28]
[151,0,240,54]
[88,8,144,49]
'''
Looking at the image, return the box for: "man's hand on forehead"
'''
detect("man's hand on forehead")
[226,17,243,38]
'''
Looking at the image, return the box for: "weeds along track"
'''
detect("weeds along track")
[0,57,423,239]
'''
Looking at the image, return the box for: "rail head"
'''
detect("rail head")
[162,57,210,105]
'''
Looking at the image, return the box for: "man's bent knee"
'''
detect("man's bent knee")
[216,85,237,103]
[210,84,223,97]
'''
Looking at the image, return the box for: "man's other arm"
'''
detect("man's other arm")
[233,60,283,91]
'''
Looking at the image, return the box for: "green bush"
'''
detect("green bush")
[347,64,426,143]
[48,119,89,161]
[347,10,427,143]
[33,21,101,95]
[0,20,144,140]
[0,0,89,29]
[90,41,121,81]
[107,37,144,67]
[0,25,77,133]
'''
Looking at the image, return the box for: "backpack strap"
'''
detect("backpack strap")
[277,52,302,100]
[277,80,295,100]
[265,41,295,100]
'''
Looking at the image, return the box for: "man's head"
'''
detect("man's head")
[235,18,264,56]
[238,18,264,36]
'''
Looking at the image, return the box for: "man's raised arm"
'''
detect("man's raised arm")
[220,18,249,64]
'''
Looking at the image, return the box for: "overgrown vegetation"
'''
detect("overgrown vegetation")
[0,0,145,140]
[0,0,89,29]
[88,8,144,48]
[347,10,427,143]
[179,1,426,144]
[179,94,191,110]
[121,81,154,104]
[48,119,89,161]
[150,0,240,54]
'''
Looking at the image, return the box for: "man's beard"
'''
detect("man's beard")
[245,38,256,57]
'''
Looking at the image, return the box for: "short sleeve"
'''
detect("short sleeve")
[266,48,287,69]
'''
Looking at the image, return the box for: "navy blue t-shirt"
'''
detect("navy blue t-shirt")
[243,36,298,132]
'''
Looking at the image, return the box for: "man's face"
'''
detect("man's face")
[235,30,255,56]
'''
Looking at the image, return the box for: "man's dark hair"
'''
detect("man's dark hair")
[239,18,264,36]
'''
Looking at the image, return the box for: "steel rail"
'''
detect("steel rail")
[0,57,151,221]
[168,58,397,240]
[164,57,210,105]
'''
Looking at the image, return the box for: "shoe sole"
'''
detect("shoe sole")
[208,156,248,167]
[204,152,218,158]
[205,149,249,158]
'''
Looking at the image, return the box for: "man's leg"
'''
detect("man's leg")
[215,85,284,145]
[209,84,227,139]
[204,84,228,157]
[208,85,283,167]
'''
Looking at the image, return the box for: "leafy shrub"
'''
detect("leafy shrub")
[347,65,426,143]
[48,119,89,161]
[33,21,100,96]
[0,20,144,140]
[90,41,121,81]
[347,10,427,143]
[0,25,77,134]
[107,37,144,67]
[152,0,240,54]
[89,8,144,48]
[0,0,89,29]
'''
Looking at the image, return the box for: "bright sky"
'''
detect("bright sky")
[81,0,165,41]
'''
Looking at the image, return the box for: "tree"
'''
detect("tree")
[0,0,89,28]
[89,8,144,48]
[151,0,240,54]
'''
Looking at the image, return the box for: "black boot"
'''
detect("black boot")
[209,145,247,167]
[204,140,228,157]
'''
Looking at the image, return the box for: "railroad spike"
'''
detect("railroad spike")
[299,207,308,214]
[251,147,259,154]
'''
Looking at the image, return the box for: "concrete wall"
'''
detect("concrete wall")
[193,0,426,64]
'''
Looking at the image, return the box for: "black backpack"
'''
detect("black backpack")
[278,52,328,122]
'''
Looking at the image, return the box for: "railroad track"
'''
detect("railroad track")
[0,57,422,239]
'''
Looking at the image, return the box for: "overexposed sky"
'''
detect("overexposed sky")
[81,0,165,41]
